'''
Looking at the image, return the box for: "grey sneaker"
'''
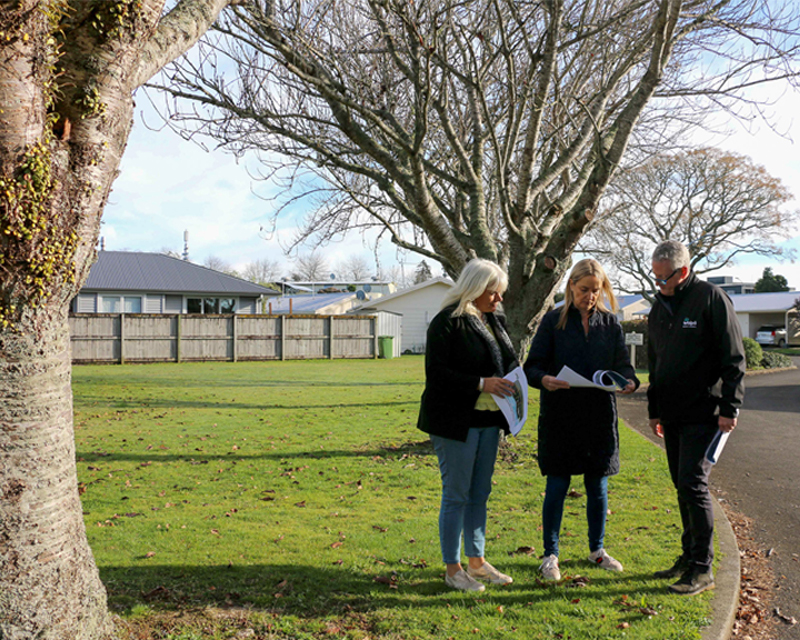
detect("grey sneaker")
[654,555,691,579]
[467,561,513,585]
[445,569,486,592]
[588,548,623,572]
[539,554,561,581]
[668,568,715,596]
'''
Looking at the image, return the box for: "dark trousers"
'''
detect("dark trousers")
[662,420,718,572]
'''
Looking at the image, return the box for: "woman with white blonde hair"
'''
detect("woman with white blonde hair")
[418,258,518,592]
[524,258,638,582]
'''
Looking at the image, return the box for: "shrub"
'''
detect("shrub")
[743,337,763,369]
[761,350,792,369]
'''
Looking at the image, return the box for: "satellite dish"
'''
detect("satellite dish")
[356,290,366,300]
[363,284,372,292]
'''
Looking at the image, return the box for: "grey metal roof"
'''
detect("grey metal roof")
[82,251,278,296]
[729,291,799,313]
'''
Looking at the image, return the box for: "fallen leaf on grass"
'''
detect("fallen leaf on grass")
[210,529,220,535]
[508,546,536,556]
[331,541,343,549]
[374,575,398,589]
[145,551,156,558]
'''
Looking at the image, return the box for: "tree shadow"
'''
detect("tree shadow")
[76,439,435,464]
[99,561,673,616]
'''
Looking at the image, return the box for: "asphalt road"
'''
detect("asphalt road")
[617,359,800,639]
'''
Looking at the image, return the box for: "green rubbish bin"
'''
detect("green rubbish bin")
[378,335,394,359]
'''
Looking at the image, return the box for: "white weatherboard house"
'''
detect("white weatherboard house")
[73,250,278,315]
[351,277,454,354]
[615,294,650,321]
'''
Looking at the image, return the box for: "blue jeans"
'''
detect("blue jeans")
[431,427,500,564]
[542,474,609,557]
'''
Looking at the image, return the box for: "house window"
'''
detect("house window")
[101,295,141,313]
[124,297,141,313]
[101,296,120,313]
[187,297,236,314]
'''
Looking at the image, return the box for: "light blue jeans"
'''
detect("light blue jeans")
[431,427,500,564]
[542,474,609,557]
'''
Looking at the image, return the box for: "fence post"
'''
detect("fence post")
[232,314,238,362]
[373,316,378,359]
[329,316,335,359]
[176,314,182,363]
[119,314,125,365]
[280,315,286,361]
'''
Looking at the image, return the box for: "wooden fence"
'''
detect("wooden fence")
[68,313,378,363]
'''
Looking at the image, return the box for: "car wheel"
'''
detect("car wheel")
[778,339,786,348]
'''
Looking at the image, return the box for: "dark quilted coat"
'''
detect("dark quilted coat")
[524,307,638,477]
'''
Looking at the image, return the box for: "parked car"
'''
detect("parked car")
[755,325,787,347]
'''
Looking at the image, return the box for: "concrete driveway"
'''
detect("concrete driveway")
[617,359,800,639]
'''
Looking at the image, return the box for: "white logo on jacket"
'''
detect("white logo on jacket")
[682,318,698,329]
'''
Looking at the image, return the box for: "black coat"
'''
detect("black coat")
[524,307,638,477]
[417,304,519,442]
[647,272,745,424]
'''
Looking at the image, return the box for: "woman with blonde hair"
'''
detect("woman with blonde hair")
[418,258,519,592]
[524,258,638,581]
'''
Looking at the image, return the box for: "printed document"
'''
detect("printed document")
[491,366,528,436]
[555,365,629,392]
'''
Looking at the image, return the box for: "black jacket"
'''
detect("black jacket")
[524,307,638,477]
[647,272,745,424]
[417,304,519,442]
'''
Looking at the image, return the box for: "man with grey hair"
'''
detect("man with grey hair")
[647,239,745,596]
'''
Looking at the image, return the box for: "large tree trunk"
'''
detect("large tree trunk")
[0,1,236,636]
[0,309,112,639]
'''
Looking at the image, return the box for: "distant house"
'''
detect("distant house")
[351,277,454,354]
[729,291,800,343]
[615,295,650,321]
[707,275,756,295]
[72,250,278,315]
[264,292,361,315]
[286,279,396,296]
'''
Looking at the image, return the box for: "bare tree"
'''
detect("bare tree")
[581,147,798,299]
[203,254,231,272]
[414,260,434,284]
[290,252,331,280]
[0,2,237,637]
[336,255,373,280]
[157,0,800,350]
[242,257,283,284]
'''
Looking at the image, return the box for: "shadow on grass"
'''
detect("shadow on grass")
[76,439,436,464]
[75,378,423,390]
[75,396,419,411]
[100,561,673,616]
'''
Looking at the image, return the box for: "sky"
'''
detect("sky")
[102,84,800,291]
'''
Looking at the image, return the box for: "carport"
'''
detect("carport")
[729,291,800,345]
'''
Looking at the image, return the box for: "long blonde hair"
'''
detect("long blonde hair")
[441,259,508,317]
[556,258,618,329]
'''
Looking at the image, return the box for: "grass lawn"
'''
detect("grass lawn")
[73,358,711,640]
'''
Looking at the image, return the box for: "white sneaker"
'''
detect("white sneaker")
[589,548,623,572]
[445,569,486,592]
[539,554,561,581]
[467,561,513,585]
